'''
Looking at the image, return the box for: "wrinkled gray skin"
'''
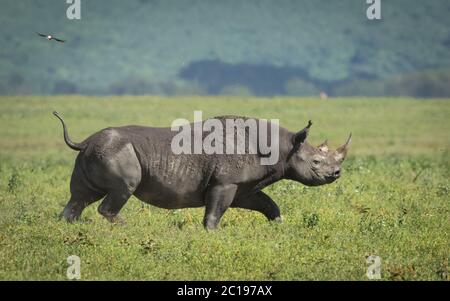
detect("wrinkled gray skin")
[54,112,351,230]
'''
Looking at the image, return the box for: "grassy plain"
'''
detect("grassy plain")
[0,96,448,280]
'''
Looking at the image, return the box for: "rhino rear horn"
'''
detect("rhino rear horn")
[318,139,329,152]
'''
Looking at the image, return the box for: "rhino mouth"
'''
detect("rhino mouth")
[325,175,338,182]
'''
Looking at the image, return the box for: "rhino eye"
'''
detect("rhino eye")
[312,159,321,165]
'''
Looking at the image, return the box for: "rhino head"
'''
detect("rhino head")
[286,121,351,186]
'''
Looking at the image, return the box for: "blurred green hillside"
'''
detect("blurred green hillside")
[1,0,450,96]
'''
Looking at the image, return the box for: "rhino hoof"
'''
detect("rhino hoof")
[272,216,283,223]
[108,215,126,225]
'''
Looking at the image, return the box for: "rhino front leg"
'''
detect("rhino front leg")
[203,184,238,230]
[231,191,281,222]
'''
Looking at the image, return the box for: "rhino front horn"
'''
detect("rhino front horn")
[336,133,352,160]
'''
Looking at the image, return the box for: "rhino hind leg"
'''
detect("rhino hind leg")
[231,191,281,222]
[203,184,238,230]
[95,169,140,224]
[61,191,105,222]
[97,188,133,224]
[61,161,106,222]
[95,153,142,223]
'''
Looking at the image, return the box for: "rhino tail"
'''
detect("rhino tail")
[53,111,85,151]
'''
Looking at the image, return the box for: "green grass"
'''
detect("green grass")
[0,96,449,280]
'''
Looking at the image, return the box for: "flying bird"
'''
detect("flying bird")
[36,32,65,43]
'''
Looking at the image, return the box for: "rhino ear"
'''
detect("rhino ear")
[292,120,312,149]
[318,139,329,152]
[335,133,352,161]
